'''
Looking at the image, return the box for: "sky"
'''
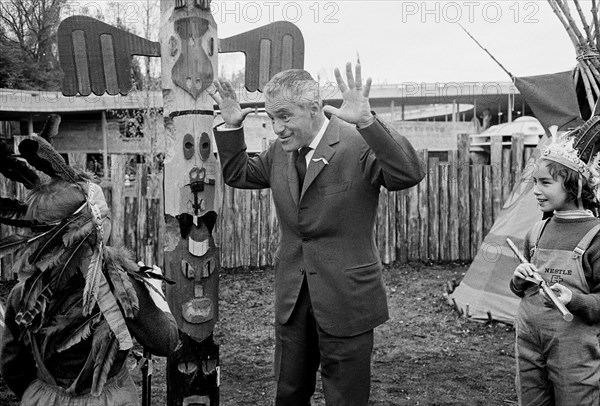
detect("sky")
[63,0,592,85]
[213,0,588,84]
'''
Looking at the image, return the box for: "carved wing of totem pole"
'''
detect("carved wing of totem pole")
[57,1,304,405]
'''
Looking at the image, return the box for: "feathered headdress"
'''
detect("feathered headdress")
[0,115,170,396]
[542,101,600,205]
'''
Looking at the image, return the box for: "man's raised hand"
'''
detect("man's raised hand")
[208,79,253,128]
[323,62,375,127]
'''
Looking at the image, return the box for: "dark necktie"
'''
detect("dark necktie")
[295,147,312,188]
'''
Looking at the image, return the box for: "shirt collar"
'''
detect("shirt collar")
[304,117,329,151]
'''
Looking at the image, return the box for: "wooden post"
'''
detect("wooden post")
[110,155,126,246]
[511,133,525,186]
[490,136,503,221]
[502,148,512,206]
[428,158,439,261]
[448,150,459,260]
[101,111,109,180]
[418,150,429,261]
[438,163,450,261]
[377,189,388,264]
[396,190,408,263]
[457,134,470,261]
[470,164,483,260]
[407,185,420,261]
[483,165,494,237]
[388,190,397,263]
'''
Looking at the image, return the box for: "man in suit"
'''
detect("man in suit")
[210,62,425,405]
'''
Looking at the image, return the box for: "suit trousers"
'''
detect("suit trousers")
[274,278,374,406]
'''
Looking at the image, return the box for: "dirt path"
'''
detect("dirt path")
[0,262,517,405]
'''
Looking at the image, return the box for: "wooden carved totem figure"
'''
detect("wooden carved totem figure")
[57,1,304,404]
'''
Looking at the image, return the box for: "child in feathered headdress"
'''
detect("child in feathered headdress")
[511,109,600,405]
[0,115,179,406]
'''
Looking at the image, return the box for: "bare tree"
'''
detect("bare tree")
[0,0,66,64]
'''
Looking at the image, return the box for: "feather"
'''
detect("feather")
[137,265,175,284]
[16,268,53,331]
[17,269,47,322]
[574,117,600,163]
[19,136,79,183]
[103,247,139,318]
[62,216,94,247]
[29,210,85,264]
[0,198,27,217]
[38,114,60,144]
[36,246,68,273]
[0,141,40,189]
[0,217,45,228]
[42,294,83,337]
[51,232,93,293]
[95,271,133,350]
[82,240,103,315]
[0,232,50,259]
[90,323,119,397]
[56,312,102,353]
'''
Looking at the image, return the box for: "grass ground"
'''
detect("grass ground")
[0,262,518,405]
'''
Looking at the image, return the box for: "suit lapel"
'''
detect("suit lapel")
[300,118,340,199]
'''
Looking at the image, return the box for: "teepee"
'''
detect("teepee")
[450,1,600,323]
[547,0,600,119]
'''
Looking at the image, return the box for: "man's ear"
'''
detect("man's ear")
[309,100,321,116]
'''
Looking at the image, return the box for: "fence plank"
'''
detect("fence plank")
[378,188,389,264]
[135,163,148,261]
[388,190,397,263]
[396,190,408,263]
[511,133,525,185]
[418,150,429,261]
[448,158,459,260]
[124,196,137,250]
[470,165,483,260]
[268,191,279,265]
[502,148,512,205]
[428,158,439,261]
[250,189,260,267]
[259,188,270,267]
[223,185,235,268]
[483,165,494,237]
[110,155,127,247]
[490,137,503,222]
[407,185,420,261]
[457,134,470,261]
[438,164,450,261]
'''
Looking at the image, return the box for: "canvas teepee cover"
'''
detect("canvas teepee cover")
[449,71,582,324]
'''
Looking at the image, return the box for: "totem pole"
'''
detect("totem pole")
[56,1,304,404]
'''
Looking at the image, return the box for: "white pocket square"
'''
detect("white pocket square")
[312,157,329,165]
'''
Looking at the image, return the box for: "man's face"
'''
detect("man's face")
[265,92,316,152]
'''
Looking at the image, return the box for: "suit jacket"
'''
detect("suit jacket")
[214,115,425,337]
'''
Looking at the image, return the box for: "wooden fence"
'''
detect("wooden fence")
[0,133,534,280]
[214,134,535,267]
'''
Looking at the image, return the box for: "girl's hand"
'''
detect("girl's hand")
[541,283,572,307]
[512,263,537,291]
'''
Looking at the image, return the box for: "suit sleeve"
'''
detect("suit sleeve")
[357,115,426,191]
[213,123,272,189]
[0,285,37,399]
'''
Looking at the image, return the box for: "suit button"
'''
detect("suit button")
[300,268,305,274]
[302,237,311,242]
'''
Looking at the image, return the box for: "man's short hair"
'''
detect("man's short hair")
[264,69,321,107]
